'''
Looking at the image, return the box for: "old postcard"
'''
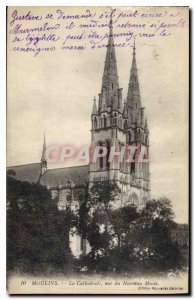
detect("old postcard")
[6,6,189,294]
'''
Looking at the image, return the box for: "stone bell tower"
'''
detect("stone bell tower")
[89,17,126,185]
[89,20,150,208]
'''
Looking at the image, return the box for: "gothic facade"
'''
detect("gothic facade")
[89,22,150,209]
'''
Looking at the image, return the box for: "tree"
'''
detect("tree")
[108,205,139,252]
[76,181,122,272]
[77,182,142,273]
[129,197,182,273]
[77,193,182,275]
[7,175,76,274]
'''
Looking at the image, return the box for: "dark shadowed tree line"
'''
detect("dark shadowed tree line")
[77,182,183,275]
[7,175,76,275]
[7,175,187,275]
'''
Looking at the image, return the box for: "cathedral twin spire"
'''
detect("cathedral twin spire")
[94,16,143,123]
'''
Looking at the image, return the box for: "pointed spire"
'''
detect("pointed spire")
[145,118,149,133]
[41,132,46,162]
[41,132,47,175]
[127,39,141,109]
[100,13,119,108]
[92,97,98,115]
[133,38,136,55]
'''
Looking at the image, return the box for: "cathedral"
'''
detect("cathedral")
[7,20,150,257]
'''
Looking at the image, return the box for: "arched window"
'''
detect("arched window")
[131,162,135,173]
[119,116,122,128]
[106,140,111,169]
[114,113,117,125]
[128,132,131,143]
[145,135,148,144]
[103,115,107,128]
[98,142,104,169]
[59,192,71,212]
[119,143,124,171]
[94,117,97,129]
[124,120,128,130]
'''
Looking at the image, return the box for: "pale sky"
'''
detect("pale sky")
[7,6,189,223]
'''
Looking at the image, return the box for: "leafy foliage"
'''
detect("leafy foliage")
[128,198,181,273]
[7,175,75,274]
[76,184,183,274]
[7,175,185,276]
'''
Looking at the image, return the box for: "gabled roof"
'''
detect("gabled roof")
[7,163,42,183]
[40,165,89,188]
